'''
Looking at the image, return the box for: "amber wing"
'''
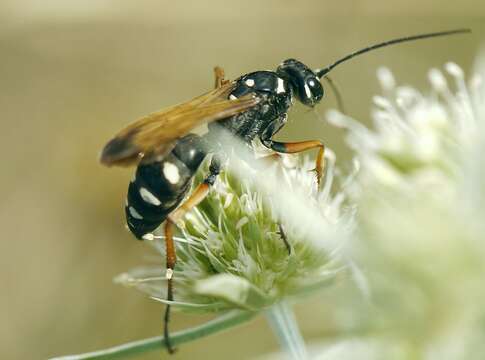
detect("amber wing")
[100,82,259,167]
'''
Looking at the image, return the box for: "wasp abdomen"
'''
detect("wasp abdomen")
[125,135,207,239]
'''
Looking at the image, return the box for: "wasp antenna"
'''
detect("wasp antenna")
[315,28,471,78]
[322,75,346,114]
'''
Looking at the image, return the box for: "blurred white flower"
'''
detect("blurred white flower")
[325,56,485,359]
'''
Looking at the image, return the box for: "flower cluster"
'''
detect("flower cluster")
[323,58,485,359]
[116,144,354,314]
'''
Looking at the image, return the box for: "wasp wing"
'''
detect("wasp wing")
[100,82,259,167]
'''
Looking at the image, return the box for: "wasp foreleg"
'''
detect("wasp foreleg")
[261,138,325,188]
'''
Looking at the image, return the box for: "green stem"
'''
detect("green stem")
[265,301,308,360]
[50,311,256,360]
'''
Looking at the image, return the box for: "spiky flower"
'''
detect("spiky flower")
[329,62,481,193]
[323,58,485,359]
[115,143,354,314]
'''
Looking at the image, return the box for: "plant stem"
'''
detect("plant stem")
[50,310,256,360]
[265,301,308,360]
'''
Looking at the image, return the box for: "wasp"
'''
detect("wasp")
[100,28,469,352]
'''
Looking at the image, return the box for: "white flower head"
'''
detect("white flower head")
[115,137,354,313]
[325,58,485,358]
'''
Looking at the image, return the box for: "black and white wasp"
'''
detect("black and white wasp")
[100,28,470,352]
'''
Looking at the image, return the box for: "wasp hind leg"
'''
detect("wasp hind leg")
[162,157,222,353]
[214,66,230,88]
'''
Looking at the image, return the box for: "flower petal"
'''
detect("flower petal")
[193,274,270,310]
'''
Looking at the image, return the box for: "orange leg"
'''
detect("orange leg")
[163,220,176,354]
[162,182,212,353]
[258,139,325,254]
[163,71,224,353]
[168,183,211,223]
[263,139,326,187]
[214,66,230,89]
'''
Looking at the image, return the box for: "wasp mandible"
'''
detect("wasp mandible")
[100,28,470,352]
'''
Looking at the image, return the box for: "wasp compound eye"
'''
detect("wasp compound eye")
[304,76,324,106]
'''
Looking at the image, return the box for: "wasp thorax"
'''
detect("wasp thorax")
[276,58,324,107]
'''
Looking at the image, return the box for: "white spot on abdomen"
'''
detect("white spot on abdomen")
[139,187,161,206]
[276,78,285,94]
[245,78,255,87]
[229,94,237,100]
[163,162,180,184]
[128,206,143,220]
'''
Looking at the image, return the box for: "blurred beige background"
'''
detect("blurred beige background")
[1,1,483,359]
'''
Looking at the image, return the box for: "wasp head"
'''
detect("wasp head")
[276,58,324,107]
